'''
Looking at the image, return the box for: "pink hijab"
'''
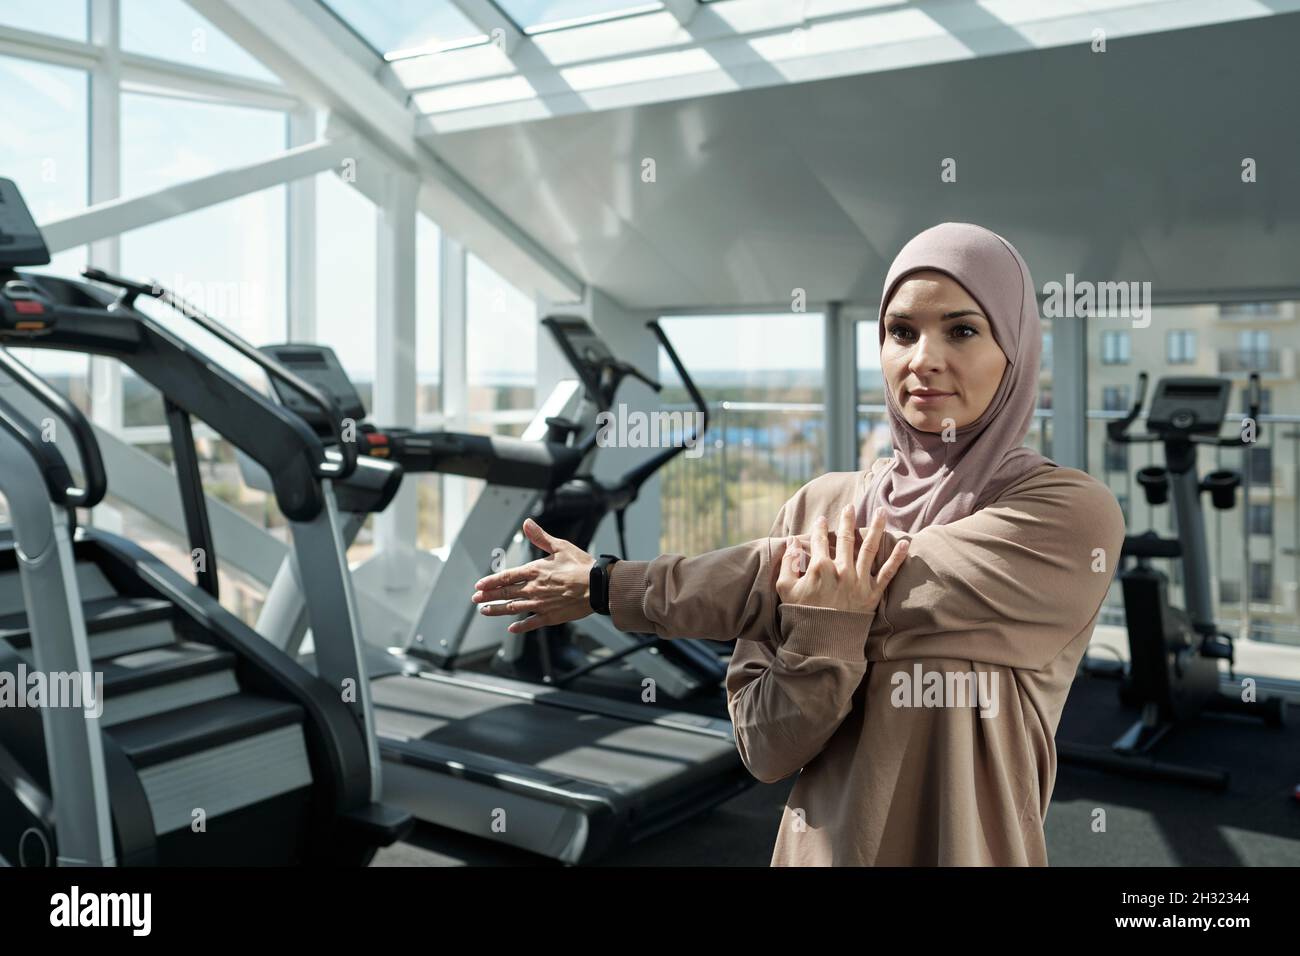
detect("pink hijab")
[857,222,1055,535]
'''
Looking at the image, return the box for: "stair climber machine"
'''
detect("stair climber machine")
[243,324,753,863]
[1057,372,1286,789]
[0,177,411,865]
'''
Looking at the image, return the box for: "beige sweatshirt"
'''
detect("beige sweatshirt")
[608,457,1126,866]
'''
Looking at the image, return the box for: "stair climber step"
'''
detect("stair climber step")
[0,560,118,618]
[0,595,176,659]
[98,642,240,728]
[108,695,314,837]
[109,694,305,769]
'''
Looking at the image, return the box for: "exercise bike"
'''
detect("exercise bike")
[1059,372,1285,790]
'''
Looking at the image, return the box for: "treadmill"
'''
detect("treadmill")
[249,334,753,863]
[0,178,410,865]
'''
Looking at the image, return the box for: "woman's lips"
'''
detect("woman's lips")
[907,389,953,405]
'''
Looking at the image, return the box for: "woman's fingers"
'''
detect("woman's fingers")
[809,514,829,565]
[870,537,909,601]
[507,613,550,635]
[776,539,802,598]
[477,597,545,617]
[472,577,535,604]
[521,518,565,555]
[856,511,885,580]
[473,561,532,596]
[835,505,854,574]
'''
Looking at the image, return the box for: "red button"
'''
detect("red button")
[13,300,45,315]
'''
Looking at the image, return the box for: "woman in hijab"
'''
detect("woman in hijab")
[471,223,1126,866]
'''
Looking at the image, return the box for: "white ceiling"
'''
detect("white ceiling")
[425,12,1300,309]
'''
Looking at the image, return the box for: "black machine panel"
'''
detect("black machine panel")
[544,316,622,405]
[1145,378,1231,436]
[0,178,50,269]
[260,343,367,433]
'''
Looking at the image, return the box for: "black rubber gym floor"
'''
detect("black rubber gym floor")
[373,671,1300,866]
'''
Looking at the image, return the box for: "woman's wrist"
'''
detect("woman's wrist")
[777,603,872,660]
[589,554,619,614]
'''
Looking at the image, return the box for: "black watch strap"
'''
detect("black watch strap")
[589,554,621,616]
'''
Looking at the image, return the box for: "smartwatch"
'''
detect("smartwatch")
[589,554,621,616]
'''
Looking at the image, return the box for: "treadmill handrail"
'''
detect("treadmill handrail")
[82,268,358,482]
[0,346,106,508]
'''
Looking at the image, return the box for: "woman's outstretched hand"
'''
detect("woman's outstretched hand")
[471,518,596,635]
[776,505,908,614]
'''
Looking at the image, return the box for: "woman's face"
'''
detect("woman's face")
[881,270,1008,433]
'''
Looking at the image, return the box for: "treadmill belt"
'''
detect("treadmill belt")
[371,674,740,800]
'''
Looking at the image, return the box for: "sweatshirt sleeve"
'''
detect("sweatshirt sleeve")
[872,469,1126,671]
[725,604,872,783]
[606,522,788,645]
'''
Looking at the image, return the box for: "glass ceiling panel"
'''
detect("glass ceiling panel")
[320,0,486,58]
[495,0,664,35]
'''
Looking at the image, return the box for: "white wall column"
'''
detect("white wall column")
[286,108,317,342]
[374,169,420,559]
[440,236,470,541]
[88,0,122,533]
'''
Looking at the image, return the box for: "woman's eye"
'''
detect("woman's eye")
[888,322,979,342]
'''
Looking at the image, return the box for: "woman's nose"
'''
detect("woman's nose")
[908,332,947,374]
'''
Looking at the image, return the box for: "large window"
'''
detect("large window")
[122,0,279,82]
[315,171,378,410]
[856,317,890,466]
[466,253,536,436]
[1101,330,1130,365]
[1167,329,1197,364]
[1102,385,1131,412]
[120,94,289,417]
[122,94,288,195]
[659,312,824,554]
[495,0,663,34]
[321,0,485,56]
[0,0,87,41]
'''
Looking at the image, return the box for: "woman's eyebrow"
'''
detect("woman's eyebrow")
[886,309,986,321]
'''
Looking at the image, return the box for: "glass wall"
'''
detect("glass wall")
[657,312,824,554]
[466,252,536,437]
[121,0,279,81]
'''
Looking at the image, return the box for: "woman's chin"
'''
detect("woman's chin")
[903,410,947,434]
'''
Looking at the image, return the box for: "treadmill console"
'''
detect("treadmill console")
[0,178,50,270]
[1146,378,1230,437]
[0,178,56,334]
[260,343,367,432]
[543,316,620,405]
